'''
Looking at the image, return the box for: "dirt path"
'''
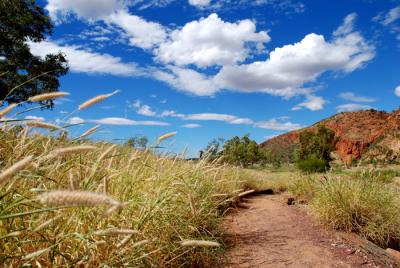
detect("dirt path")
[222,194,381,268]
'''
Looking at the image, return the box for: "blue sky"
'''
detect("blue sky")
[21,0,400,156]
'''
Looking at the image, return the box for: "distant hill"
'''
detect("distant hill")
[260,108,400,164]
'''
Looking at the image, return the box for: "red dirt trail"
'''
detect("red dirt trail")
[222,194,382,268]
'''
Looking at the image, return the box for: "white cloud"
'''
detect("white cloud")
[395,85,400,96]
[107,10,167,49]
[130,100,157,116]
[25,115,45,121]
[215,14,375,96]
[382,6,400,26]
[339,92,375,103]
[254,119,301,131]
[184,113,254,125]
[41,5,374,108]
[160,109,300,130]
[91,117,169,126]
[292,95,326,111]
[333,13,357,36]
[337,103,373,112]
[182,123,201,128]
[188,0,211,7]
[160,109,255,125]
[374,6,400,41]
[28,40,139,76]
[153,66,218,96]
[67,117,86,124]
[46,0,167,50]
[137,105,156,116]
[45,0,125,22]
[156,13,270,67]
[263,134,278,141]
[160,110,185,118]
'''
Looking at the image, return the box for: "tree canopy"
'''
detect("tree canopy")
[0,0,68,106]
[295,124,336,172]
[125,136,149,149]
[222,134,263,167]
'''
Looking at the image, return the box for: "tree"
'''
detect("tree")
[203,137,225,160]
[0,0,68,106]
[222,134,263,167]
[125,136,148,149]
[295,125,336,172]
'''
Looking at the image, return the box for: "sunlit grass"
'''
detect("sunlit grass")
[0,125,274,267]
[289,170,400,247]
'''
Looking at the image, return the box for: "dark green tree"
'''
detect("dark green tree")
[295,125,336,172]
[222,134,263,167]
[203,137,225,160]
[126,136,148,149]
[0,0,68,106]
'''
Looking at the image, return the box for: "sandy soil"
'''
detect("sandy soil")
[222,194,382,268]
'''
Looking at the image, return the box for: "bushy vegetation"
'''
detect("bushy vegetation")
[296,154,329,173]
[0,125,274,267]
[290,170,400,248]
[222,135,263,167]
[203,135,266,168]
[295,125,336,173]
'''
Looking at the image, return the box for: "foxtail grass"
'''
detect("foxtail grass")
[0,103,17,118]
[78,90,119,110]
[28,92,70,102]
[0,127,271,267]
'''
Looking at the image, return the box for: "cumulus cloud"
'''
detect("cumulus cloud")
[45,0,167,50]
[292,95,326,111]
[107,10,167,49]
[130,100,157,116]
[336,103,373,112]
[339,92,375,103]
[395,85,400,96]
[91,117,169,126]
[215,16,375,96]
[153,66,218,96]
[28,40,139,76]
[42,3,374,110]
[156,13,270,67]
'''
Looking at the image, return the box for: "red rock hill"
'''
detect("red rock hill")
[260,109,400,164]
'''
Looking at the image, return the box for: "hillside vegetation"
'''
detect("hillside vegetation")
[261,108,400,166]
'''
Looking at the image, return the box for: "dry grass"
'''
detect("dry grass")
[289,170,400,248]
[0,126,270,267]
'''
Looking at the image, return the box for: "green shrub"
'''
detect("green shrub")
[297,154,328,173]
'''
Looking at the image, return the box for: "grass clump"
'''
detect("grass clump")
[312,177,400,247]
[290,172,400,247]
[0,127,272,267]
